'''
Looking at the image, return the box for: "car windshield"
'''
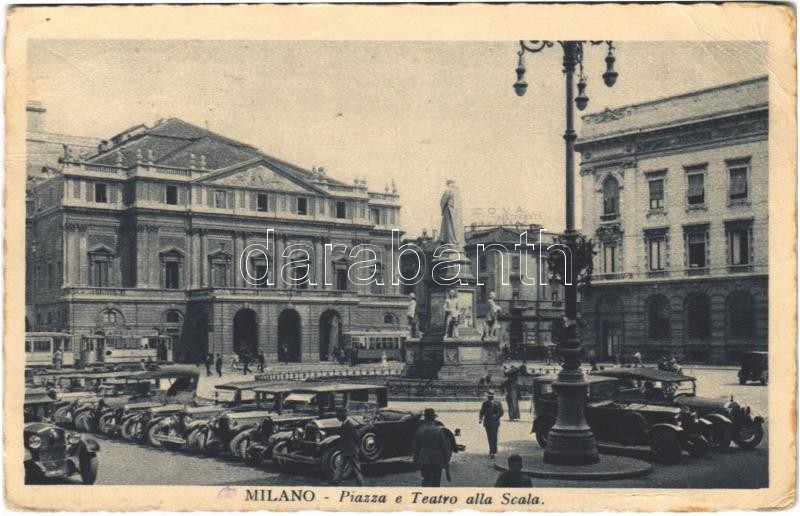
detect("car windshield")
[215,389,255,404]
[283,392,318,413]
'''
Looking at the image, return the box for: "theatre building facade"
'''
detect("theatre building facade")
[26,117,406,363]
[576,76,768,364]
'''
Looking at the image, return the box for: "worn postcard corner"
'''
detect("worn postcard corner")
[3,2,797,512]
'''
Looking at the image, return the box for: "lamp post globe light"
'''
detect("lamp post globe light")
[514,40,618,466]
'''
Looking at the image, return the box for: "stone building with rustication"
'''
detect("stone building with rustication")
[576,76,768,364]
[26,116,406,364]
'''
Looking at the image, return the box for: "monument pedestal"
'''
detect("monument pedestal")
[405,337,503,381]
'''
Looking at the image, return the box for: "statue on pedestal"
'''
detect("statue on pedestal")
[439,180,464,247]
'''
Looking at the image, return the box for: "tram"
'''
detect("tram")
[25,332,75,368]
[77,334,173,368]
[342,330,406,363]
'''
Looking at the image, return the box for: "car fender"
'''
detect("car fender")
[319,434,342,448]
[80,438,100,454]
[24,449,32,462]
[703,413,732,427]
[184,420,207,432]
[650,423,684,435]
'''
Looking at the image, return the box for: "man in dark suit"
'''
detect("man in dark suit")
[479,390,504,458]
[214,353,223,377]
[412,408,452,487]
[331,408,365,486]
[495,454,533,487]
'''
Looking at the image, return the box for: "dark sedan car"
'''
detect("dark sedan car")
[592,368,765,451]
[738,351,768,386]
[24,390,99,485]
[532,374,712,464]
[271,408,464,479]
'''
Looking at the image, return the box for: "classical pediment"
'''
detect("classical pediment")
[199,162,316,194]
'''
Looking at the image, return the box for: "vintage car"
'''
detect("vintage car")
[24,389,100,484]
[271,407,464,479]
[69,373,161,433]
[242,383,390,465]
[49,371,141,429]
[94,366,199,439]
[593,368,765,451]
[738,351,768,386]
[201,383,388,460]
[532,374,713,464]
[149,380,273,450]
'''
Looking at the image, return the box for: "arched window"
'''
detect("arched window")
[727,292,754,340]
[647,295,670,339]
[99,309,123,327]
[602,176,620,216]
[383,313,398,325]
[686,294,711,339]
[165,310,183,324]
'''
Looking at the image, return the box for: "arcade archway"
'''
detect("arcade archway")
[233,309,259,357]
[319,310,343,361]
[278,309,302,362]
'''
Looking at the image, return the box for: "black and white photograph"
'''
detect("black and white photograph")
[6,3,796,512]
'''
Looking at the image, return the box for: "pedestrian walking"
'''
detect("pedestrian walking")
[494,454,533,487]
[205,353,213,377]
[633,350,643,368]
[412,408,452,487]
[503,366,521,421]
[242,350,251,375]
[257,351,265,373]
[215,353,223,377]
[281,344,289,365]
[53,347,63,370]
[331,408,365,486]
[479,390,504,458]
[350,346,358,367]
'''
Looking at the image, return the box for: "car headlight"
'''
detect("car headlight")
[293,428,305,440]
[28,435,42,449]
[228,419,237,428]
[183,415,192,425]
[316,430,326,442]
[674,413,682,423]
[67,433,81,445]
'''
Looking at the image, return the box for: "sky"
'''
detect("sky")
[27,40,766,238]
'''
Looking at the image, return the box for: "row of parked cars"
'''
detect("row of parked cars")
[24,366,464,484]
[531,368,765,464]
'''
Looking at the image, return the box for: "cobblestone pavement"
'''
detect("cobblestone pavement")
[68,368,767,488]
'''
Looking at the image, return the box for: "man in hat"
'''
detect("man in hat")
[407,293,418,338]
[494,454,533,487]
[412,408,452,487]
[331,408,365,486]
[479,390,504,458]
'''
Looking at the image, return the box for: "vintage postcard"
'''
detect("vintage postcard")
[4,3,796,512]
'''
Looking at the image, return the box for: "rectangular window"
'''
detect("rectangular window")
[164,261,180,289]
[728,227,751,265]
[90,259,110,287]
[296,197,308,215]
[649,179,664,209]
[253,263,269,288]
[94,183,108,203]
[687,171,705,205]
[648,238,666,271]
[687,233,707,268]
[335,268,349,291]
[729,165,749,201]
[211,262,229,287]
[166,185,178,205]
[214,190,227,208]
[603,242,617,273]
[370,208,381,225]
[257,193,269,212]
[336,201,347,219]
[511,255,520,272]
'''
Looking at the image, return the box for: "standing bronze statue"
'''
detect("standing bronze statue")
[439,180,464,247]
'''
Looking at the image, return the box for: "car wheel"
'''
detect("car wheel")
[120,418,139,441]
[271,441,295,473]
[97,414,115,435]
[74,412,93,433]
[79,453,99,485]
[358,427,383,462]
[25,464,44,485]
[147,421,165,447]
[322,447,350,481]
[684,432,711,458]
[534,416,555,449]
[733,421,764,449]
[53,406,73,427]
[201,429,222,457]
[650,429,682,465]
[243,445,263,466]
[229,431,251,459]
[708,421,732,452]
[186,428,203,452]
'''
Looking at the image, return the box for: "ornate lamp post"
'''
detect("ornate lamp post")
[514,40,618,466]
